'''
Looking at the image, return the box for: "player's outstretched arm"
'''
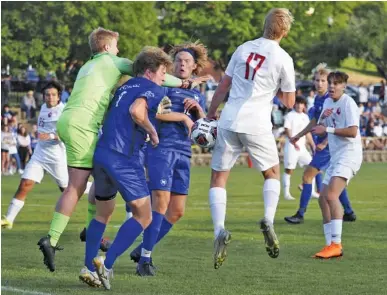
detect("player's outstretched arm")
[290,118,317,144]
[207,75,232,119]
[130,98,159,146]
[312,125,358,138]
[156,112,194,136]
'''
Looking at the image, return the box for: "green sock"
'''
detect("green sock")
[86,203,96,229]
[48,212,70,246]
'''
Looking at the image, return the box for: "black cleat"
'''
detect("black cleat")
[284,212,304,224]
[37,235,63,272]
[136,262,156,277]
[343,212,356,222]
[79,227,112,252]
[130,247,141,263]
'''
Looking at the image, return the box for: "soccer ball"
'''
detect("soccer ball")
[191,118,218,148]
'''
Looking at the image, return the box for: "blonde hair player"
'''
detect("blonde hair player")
[311,71,362,259]
[206,8,296,269]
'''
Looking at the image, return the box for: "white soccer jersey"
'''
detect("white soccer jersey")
[284,110,310,147]
[218,37,296,135]
[320,94,363,166]
[33,102,66,164]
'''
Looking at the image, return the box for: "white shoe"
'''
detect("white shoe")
[79,266,101,288]
[311,191,320,199]
[93,256,113,290]
[284,194,295,201]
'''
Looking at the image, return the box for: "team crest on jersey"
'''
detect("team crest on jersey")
[143,91,155,99]
[336,107,341,115]
[194,94,199,101]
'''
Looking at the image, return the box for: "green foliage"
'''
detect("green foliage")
[302,2,387,78]
[1,2,159,77]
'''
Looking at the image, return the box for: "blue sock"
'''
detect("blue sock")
[85,219,106,271]
[298,183,312,217]
[315,173,323,193]
[105,217,143,269]
[155,217,173,244]
[339,188,353,214]
[139,211,164,264]
[125,204,131,213]
[132,217,174,255]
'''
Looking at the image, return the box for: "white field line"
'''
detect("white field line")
[1,286,53,295]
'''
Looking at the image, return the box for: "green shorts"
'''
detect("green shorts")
[57,115,98,169]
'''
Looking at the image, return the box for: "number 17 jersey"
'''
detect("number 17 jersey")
[219,37,296,135]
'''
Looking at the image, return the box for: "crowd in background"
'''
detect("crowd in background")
[1,72,386,174]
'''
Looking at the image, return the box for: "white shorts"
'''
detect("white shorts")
[22,157,68,188]
[211,127,279,172]
[323,162,361,185]
[283,144,312,170]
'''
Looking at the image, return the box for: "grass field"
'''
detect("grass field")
[1,163,387,295]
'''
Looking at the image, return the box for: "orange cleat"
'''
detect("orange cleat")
[313,243,343,259]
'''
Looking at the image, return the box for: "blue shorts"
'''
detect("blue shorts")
[147,148,190,195]
[93,147,149,202]
[309,148,330,171]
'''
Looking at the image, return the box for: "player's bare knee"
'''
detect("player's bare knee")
[166,208,185,224]
[15,179,34,200]
[210,170,228,188]
[262,165,280,180]
[151,190,170,214]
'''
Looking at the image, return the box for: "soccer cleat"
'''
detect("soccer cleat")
[213,229,232,269]
[93,256,113,290]
[313,243,343,259]
[284,194,295,201]
[79,227,112,252]
[343,212,356,222]
[37,235,63,272]
[136,262,156,277]
[129,247,141,263]
[259,218,280,258]
[284,212,304,224]
[79,266,102,288]
[1,216,13,229]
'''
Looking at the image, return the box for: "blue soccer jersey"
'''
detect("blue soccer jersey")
[153,87,206,156]
[312,92,329,146]
[97,77,167,157]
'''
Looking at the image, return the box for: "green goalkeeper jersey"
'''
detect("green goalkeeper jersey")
[61,52,181,133]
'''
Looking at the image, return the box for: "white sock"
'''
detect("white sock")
[331,219,342,244]
[323,222,332,246]
[282,173,291,197]
[6,198,25,223]
[209,187,227,238]
[125,212,133,221]
[312,178,316,193]
[141,248,152,258]
[263,179,280,224]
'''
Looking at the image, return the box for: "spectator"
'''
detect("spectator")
[17,125,31,169]
[1,104,15,125]
[61,85,72,104]
[306,90,315,110]
[358,103,365,115]
[8,126,23,175]
[30,124,38,154]
[380,80,386,103]
[358,82,369,104]
[21,89,37,119]
[1,124,12,174]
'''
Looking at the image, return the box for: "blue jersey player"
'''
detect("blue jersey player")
[129,41,208,276]
[79,47,172,290]
[284,64,356,224]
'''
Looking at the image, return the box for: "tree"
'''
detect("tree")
[302,2,387,79]
[1,2,160,79]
